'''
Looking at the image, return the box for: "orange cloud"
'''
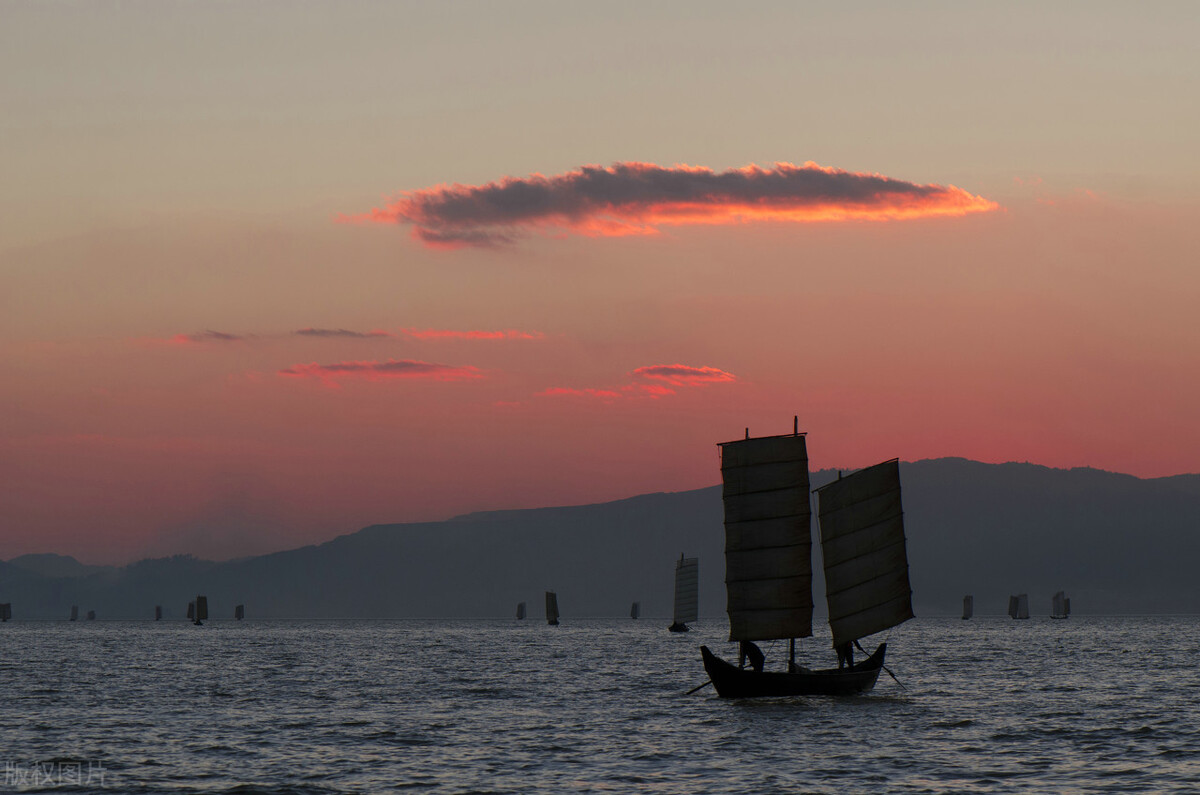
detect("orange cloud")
[278,359,483,385]
[344,161,999,248]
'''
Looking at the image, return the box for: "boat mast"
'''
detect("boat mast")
[789,415,798,668]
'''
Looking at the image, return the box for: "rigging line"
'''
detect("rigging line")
[853,639,906,690]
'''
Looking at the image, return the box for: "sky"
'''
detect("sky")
[2,1,1198,564]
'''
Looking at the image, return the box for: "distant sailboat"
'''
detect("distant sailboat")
[962,595,973,620]
[0,603,11,622]
[69,605,78,622]
[155,605,162,621]
[1051,591,1070,619]
[699,421,913,698]
[1008,593,1029,619]
[193,595,208,626]
[187,601,195,621]
[516,602,526,620]
[545,591,560,626]
[234,604,245,621]
[668,554,698,632]
[630,602,640,620]
[86,610,96,621]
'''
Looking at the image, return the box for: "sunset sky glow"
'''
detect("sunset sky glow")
[2,1,1198,563]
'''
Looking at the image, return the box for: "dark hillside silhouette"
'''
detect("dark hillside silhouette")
[3,459,1199,618]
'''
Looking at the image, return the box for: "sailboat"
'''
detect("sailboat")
[0,603,11,622]
[668,554,698,632]
[155,605,162,621]
[193,595,208,626]
[186,601,195,621]
[234,604,245,621]
[545,591,559,626]
[699,421,914,698]
[962,595,973,620]
[516,602,526,620]
[630,602,640,619]
[69,605,78,622]
[1008,594,1029,619]
[86,610,96,621]
[1051,591,1070,619]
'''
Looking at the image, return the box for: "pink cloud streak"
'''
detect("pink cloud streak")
[278,359,484,385]
[540,363,738,400]
[399,328,544,341]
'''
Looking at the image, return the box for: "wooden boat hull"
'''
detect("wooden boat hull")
[700,643,887,698]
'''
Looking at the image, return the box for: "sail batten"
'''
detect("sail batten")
[720,433,813,641]
[817,459,913,647]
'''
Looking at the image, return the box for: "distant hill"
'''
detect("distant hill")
[7,553,113,579]
[2,458,1199,620]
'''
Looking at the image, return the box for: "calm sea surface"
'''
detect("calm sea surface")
[1,616,1198,793]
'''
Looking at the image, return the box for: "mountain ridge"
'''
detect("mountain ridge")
[3,458,1199,620]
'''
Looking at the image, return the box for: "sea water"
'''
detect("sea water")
[1,616,1198,793]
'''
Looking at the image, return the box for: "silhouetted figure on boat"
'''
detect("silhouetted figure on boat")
[739,641,765,673]
[836,641,854,669]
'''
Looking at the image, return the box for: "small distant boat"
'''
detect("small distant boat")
[187,601,195,620]
[1051,590,1070,619]
[155,605,162,621]
[699,420,913,698]
[1008,594,1029,619]
[630,602,640,620]
[234,604,245,621]
[0,603,11,622]
[69,605,78,622]
[962,595,973,620]
[193,595,208,626]
[86,610,96,621]
[545,591,559,626]
[516,602,526,620]
[668,554,698,632]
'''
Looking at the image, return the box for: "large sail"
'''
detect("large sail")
[816,459,913,648]
[719,433,813,641]
[673,556,699,625]
[1016,593,1029,619]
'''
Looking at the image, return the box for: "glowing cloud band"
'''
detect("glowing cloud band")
[347,161,999,248]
